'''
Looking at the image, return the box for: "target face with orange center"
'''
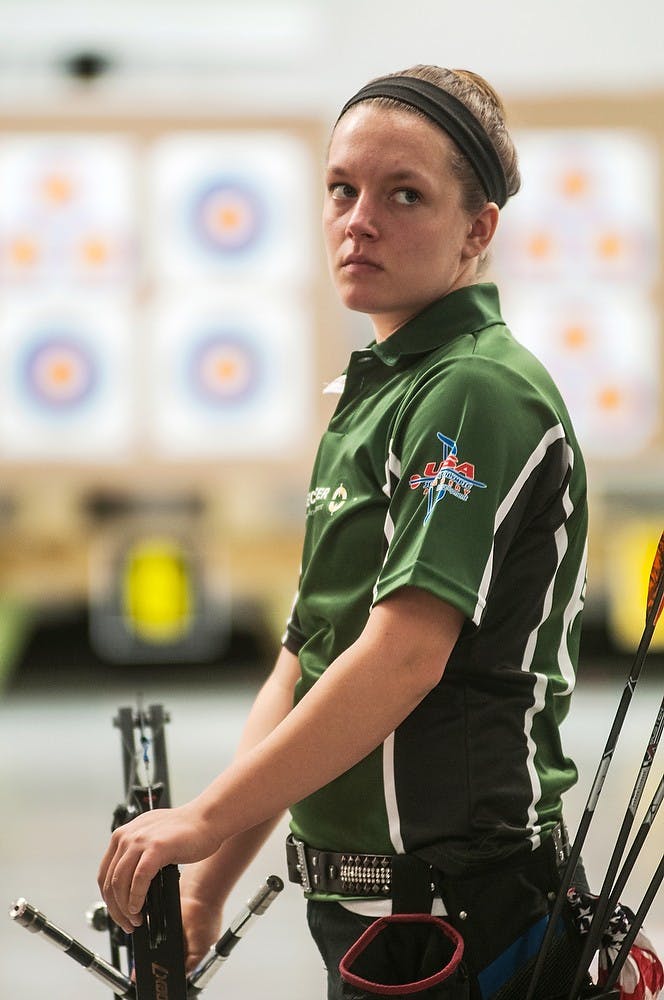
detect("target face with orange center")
[191,179,265,256]
[19,333,98,413]
[147,286,312,457]
[0,294,135,458]
[187,333,261,408]
[148,132,314,282]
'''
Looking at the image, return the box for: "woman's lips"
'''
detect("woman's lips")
[341,254,382,273]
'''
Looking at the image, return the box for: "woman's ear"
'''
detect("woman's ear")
[462,202,500,260]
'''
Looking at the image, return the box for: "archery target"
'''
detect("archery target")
[0,134,136,284]
[147,287,312,457]
[492,130,659,284]
[192,179,265,256]
[147,132,314,281]
[0,294,135,458]
[19,334,98,412]
[490,128,660,460]
[499,286,659,457]
[89,526,230,664]
[187,332,262,409]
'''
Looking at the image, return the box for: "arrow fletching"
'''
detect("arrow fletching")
[647,530,664,629]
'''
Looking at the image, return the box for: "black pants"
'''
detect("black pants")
[307,901,472,1000]
[305,842,587,1000]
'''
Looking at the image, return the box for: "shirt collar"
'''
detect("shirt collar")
[370,282,504,367]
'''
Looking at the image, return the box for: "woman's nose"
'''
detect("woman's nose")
[345,195,379,240]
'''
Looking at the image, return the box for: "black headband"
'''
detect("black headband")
[337,75,508,208]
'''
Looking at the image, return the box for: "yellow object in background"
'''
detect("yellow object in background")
[607,522,664,651]
[122,538,193,644]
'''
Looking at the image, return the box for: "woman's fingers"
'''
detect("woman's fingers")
[98,822,159,930]
[127,848,161,920]
[97,804,221,931]
[102,851,143,930]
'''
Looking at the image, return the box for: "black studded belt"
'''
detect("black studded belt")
[286,823,570,899]
[286,834,396,897]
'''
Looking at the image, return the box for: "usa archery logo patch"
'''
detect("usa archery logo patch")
[409,432,487,524]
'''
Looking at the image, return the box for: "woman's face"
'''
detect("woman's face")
[323,103,482,341]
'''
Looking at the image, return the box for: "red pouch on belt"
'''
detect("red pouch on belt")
[339,914,465,998]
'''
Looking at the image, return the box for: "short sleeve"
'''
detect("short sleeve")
[373,355,569,623]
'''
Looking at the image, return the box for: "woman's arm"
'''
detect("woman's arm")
[99,586,463,932]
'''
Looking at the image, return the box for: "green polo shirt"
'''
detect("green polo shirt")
[284,282,587,877]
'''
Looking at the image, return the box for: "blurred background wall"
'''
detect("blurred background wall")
[0,0,662,677]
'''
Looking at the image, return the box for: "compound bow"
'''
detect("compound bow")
[9,700,283,998]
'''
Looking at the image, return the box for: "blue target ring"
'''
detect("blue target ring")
[187,332,262,409]
[19,332,99,414]
[190,178,266,256]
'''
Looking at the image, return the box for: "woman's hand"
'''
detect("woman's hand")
[97,803,221,934]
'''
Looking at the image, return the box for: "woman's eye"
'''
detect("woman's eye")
[394,189,420,205]
[329,183,356,200]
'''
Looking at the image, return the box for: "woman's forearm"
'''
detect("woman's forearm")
[181,645,300,906]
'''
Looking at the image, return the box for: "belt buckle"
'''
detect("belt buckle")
[292,836,312,893]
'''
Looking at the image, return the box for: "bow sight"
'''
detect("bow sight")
[9,701,283,998]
